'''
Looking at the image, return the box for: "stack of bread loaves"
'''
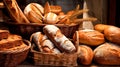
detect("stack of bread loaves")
[30,25,77,53]
[73,24,120,65]
[0,30,27,51]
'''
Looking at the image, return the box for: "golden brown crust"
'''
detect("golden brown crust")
[94,24,111,33]
[77,30,105,46]
[77,45,94,65]
[94,42,120,65]
[104,26,120,45]
[0,34,23,50]
[50,5,62,14]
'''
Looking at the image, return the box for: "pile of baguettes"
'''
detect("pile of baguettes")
[0,30,27,51]
[3,0,97,24]
[74,24,120,65]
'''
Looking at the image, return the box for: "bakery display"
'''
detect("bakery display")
[94,42,120,65]
[73,29,105,46]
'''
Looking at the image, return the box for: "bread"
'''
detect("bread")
[50,5,62,14]
[43,12,58,24]
[77,45,94,65]
[44,2,51,14]
[94,24,111,33]
[0,34,23,50]
[74,29,105,46]
[24,3,44,23]
[30,32,61,54]
[43,25,76,53]
[0,30,9,40]
[94,42,120,65]
[3,0,30,23]
[104,26,120,45]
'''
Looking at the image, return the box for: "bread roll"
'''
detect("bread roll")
[43,25,76,53]
[104,26,120,45]
[74,29,105,46]
[24,3,44,23]
[94,24,111,33]
[94,42,120,65]
[43,12,58,24]
[77,45,94,65]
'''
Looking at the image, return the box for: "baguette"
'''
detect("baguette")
[3,0,30,23]
[43,25,76,53]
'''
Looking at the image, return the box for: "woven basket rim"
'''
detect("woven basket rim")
[0,40,31,54]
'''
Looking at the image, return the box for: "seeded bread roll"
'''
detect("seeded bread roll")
[73,29,105,46]
[94,42,120,65]
[43,25,76,53]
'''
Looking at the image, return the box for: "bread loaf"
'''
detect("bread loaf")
[3,0,30,23]
[50,5,62,14]
[24,3,44,23]
[30,32,61,54]
[43,12,58,24]
[94,24,111,33]
[74,29,105,46]
[94,42,120,65]
[43,25,76,53]
[77,45,94,65]
[0,34,23,50]
[0,30,9,40]
[104,26,120,45]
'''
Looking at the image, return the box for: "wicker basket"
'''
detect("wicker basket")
[3,21,79,39]
[0,40,31,67]
[28,31,79,66]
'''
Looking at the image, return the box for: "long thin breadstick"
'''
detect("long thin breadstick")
[69,9,89,20]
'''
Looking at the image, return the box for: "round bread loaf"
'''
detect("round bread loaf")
[104,26,120,45]
[74,29,105,46]
[77,45,94,65]
[94,24,110,33]
[24,3,44,23]
[94,42,120,65]
[43,12,58,24]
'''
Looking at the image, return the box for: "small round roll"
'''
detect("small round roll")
[73,29,105,46]
[104,26,120,45]
[77,45,94,65]
[94,42,120,65]
[43,12,58,24]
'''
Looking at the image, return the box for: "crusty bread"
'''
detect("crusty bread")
[24,3,44,23]
[94,42,120,65]
[94,24,111,33]
[74,29,105,46]
[43,25,76,53]
[77,45,94,65]
[30,32,61,54]
[3,0,30,23]
[0,34,23,50]
[104,26,120,45]
[0,30,9,40]
[50,5,62,14]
